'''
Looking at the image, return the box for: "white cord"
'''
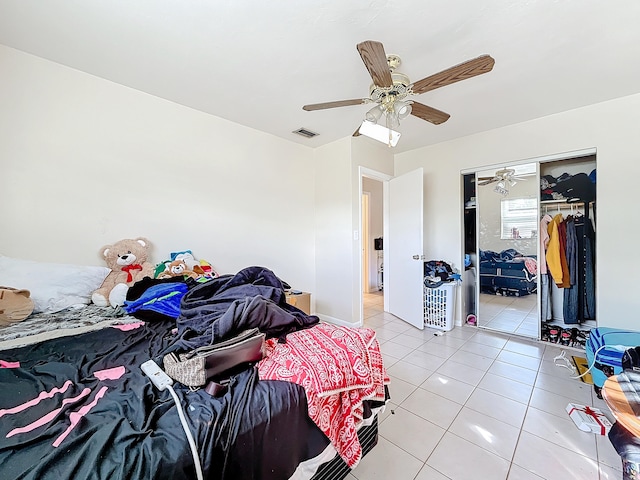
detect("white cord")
[560,345,608,380]
[167,385,204,480]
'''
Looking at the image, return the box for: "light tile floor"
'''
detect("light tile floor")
[479,292,538,338]
[347,291,622,480]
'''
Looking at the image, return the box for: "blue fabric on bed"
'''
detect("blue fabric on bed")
[123,282,188,319]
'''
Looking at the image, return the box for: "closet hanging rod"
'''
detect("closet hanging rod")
[542,202,586,215]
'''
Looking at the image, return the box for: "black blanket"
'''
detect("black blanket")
[0,321,329,480]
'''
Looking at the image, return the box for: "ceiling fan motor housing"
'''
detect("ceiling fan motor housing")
[369,72,411,103]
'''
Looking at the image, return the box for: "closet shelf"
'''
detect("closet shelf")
[540,198,595,205]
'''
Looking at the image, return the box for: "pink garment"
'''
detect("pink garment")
[524,257,538,276]
[0,360,20,368]
[94,366,125,381]
[111,322,145,331]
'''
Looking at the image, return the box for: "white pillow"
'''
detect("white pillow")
[0,256,110,314]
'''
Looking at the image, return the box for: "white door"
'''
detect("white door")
[387,168,424,329]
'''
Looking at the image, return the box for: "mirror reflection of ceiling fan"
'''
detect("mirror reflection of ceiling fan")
[477,168,527,187]
[302,40,495,144]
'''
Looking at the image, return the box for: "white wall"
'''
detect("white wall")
[0,45,317,292]
[312,136,393,326]
[395,93,640,330]
[313,138,353,322]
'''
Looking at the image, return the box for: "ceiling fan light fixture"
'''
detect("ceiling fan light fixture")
[365,105,384,123]
[358,120,401,147]
[394,100,412,119]
[386,110,401,129]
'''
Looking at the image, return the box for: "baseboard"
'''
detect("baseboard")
[315,313,361,328]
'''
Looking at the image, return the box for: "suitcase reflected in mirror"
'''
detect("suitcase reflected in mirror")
[475,163,539,338]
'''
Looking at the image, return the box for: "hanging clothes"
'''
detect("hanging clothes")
[546,214,570,288]
[563,216,579,324]
[540,214,553,321]
[575,211,596,320]
[539,215,553,275]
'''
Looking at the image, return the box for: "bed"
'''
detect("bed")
[0,262,389,480]
[479,249,537,296]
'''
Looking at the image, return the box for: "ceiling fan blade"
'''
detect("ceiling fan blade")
[410,101,451,125]
[411,54,495,95]
[303,99,367,111]
[477,178,498,186]
[356,40,393,88]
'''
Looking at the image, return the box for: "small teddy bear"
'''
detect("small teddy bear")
[91,237,155,308]
[157,259,204,280]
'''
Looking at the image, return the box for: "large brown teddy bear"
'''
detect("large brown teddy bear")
[91,237,155,308]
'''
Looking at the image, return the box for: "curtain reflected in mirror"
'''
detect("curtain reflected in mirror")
[476,163,539,338]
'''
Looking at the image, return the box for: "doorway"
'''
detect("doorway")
[361,178,384,296]
[360,169,389,324]
[359,167,424,329]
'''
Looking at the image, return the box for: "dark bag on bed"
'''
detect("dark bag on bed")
[163,328,266,387]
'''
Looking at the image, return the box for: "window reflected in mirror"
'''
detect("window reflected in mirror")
[500,197,537,239]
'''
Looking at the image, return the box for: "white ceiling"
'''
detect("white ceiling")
[2,0,640,154]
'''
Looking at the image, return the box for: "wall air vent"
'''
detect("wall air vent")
[292,127,319,138]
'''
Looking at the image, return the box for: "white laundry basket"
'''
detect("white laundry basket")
[423,282,456,331]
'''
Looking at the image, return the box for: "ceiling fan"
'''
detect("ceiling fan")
[302,40,495,142]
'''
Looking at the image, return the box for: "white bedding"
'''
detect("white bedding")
[0,255,110,314]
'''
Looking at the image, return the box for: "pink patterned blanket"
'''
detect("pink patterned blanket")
[258,323,388,467]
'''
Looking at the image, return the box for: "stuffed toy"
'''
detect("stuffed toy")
[0,287,34,326]
[154,250,219,280]
[92,237,155,308]
[156,259,204,280]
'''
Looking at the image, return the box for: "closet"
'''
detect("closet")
[539,154,596,348]
[461,151,597,349]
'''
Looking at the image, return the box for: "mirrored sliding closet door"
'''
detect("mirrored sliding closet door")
[475,163,539,338]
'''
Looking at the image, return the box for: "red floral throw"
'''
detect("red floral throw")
[258,323,388,467]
